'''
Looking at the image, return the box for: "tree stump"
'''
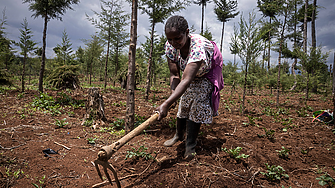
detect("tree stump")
[82,87,107,128]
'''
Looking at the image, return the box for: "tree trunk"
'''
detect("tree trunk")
[304,0,308,100]
[104,39,110,90]
[311,0,317,93]
[39,11,48,93]
[242,60,248,115]
[303,0,308,53]
[22,53,26,92]
[145,22,155,101]
[114,43,119,87]
[333,52,335,114]
[268,17,271,74]
[290,0,298,91]
[201,3,204,35]
[125,0,138,132]
[277,3,288,107]
[220,21,225,52]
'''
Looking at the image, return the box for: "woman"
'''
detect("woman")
[156,15,224,159]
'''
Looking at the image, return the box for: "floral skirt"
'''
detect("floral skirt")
[177,77,213,124]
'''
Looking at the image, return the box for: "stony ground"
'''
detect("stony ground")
[0,83,335,188]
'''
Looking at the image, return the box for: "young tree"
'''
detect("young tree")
[213,0,239,52]
[139,0,187,100]
[0,8,14,72]
[109,3,130,86]
[87,0,117,90]
[83,34,104,86]
[53,29,73,66]
[257,0,282,73]
[193,0,211,35]
[16,18,37,92]
[23,0,80,93]
[231,11,265,115]
[125,0,138,131]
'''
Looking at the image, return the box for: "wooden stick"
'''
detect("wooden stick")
[54,141,71,150]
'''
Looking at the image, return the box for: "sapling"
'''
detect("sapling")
[222,146,249,160]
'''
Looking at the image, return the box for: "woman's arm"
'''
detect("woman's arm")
[157,58,203,120]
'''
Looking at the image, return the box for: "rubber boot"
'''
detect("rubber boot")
[163,118,186,147]
[184,121,201,159]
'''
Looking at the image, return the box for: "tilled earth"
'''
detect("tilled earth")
[0,84,334,188]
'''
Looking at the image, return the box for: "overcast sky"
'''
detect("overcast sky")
[1,0,334,68]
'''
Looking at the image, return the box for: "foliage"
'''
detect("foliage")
[46,65,80,89]
[258,127,275,140]
[276,146,290,159]
[260,163,289,181]
[87,137,97,144]
[316,168,335,187]
[54,118,68,128]
[222,146,249,160]
[31,93,62,116]
[125,145,154,160]
[53,29,73,65]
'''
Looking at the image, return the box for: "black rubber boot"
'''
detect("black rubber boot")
[164,118,186,147]
[184,121,201,159]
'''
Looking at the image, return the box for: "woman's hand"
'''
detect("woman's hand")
[155,102,170,121]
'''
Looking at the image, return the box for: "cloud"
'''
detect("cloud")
[1,0,334,66]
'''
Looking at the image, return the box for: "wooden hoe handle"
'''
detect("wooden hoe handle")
[93,112,160,188]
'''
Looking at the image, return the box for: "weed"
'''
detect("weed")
[54,118,69,128]
[168,117,177,128]
[87,137,97,144]
[276,146,290,159]
[222,146,249,160]
[316,169,335,187]
[135,114,146,128]
[260,163,289,181]
[258,127,275,140]
[125,145,154,160]
[68,111,75,117]
[83,118,94,127]
[246,115,258,127]
[111,118,125,129]
[5,167,24,178]
[17,92,25,99]
[32,175,45,188]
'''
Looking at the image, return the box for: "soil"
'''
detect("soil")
[0,84,334,188]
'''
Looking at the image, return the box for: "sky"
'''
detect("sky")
[1,0,334,68]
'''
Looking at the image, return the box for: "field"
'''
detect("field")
[0,83,335,188]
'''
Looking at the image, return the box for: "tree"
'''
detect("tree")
[297,46,329,100]
[0,8,14,72]
[213,0,239,52]
[87,0,118,90]
[139,0,187,101]
[231,11,265,115]
[257,0,282,73]
[273,0,292,106]
[109,2,130,86]
[125,0,138,132]
[229,23,239,66]
[16,18,37,92]
[53,29,73,66]
[83,34,104,85]
[23,0,80,93]
[193,0,211,35]
[288,0,303,91]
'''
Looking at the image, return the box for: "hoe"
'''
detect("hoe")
[92,112,160,187]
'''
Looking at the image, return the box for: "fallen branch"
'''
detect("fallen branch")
[54,141,71,150]
[0,143,26,150]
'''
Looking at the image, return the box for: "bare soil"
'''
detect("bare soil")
[0,84,334,188]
